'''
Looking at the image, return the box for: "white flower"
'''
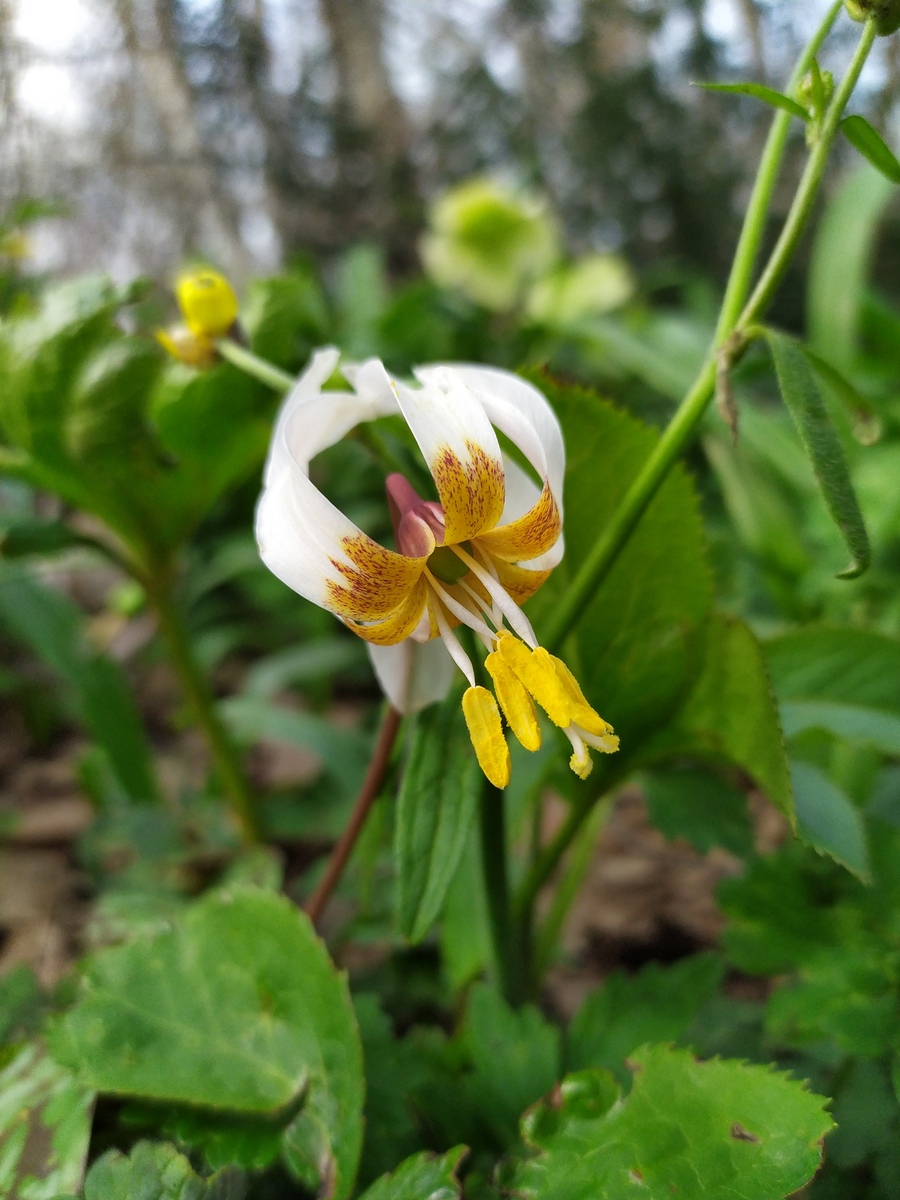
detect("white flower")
[255,349,617,786]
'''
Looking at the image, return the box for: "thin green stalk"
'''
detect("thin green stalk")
[544,14,876,654]
[715,0,843,340]
[147,574,261,843]
[480,780,522,1005]
[218,339,295,392]
[738,18,878,326]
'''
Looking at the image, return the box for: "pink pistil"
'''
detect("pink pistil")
[386,473,446,557]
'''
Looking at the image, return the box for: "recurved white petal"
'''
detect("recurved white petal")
[367,638,457,714]
[386,364,505,544]
[256,349,420,619]
[415,364,564,519]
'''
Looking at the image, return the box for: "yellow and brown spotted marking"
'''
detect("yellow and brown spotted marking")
[344,576,428,646]
[477,481,560,563]
[326,533,427,623]
[432,441,505,545]
[485,556,553,604]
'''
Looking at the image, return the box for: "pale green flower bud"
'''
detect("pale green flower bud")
[845,0,900,36]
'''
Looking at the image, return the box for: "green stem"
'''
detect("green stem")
[738,18,877,326]
[217,339,295,392]
[147,572,261,843]
[480,780,522,1005]
[714,0,843,340]
[544,13,875,654]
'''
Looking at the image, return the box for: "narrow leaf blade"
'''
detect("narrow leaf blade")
[841,115,900,185]
[696,81,810,122]
[764,329,870,578]
[395,690,481,943]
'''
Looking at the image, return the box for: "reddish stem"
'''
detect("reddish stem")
[304,706,402,926]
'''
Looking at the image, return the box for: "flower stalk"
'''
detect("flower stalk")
[544,10,877,654]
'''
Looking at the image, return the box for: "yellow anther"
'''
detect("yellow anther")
[485,651,541,752]
[496,633,571,728]
[154,326,217,368]
[569,745,593,780]
[176,268,239,338]
[462,686,510,789]
[546,653,613,738]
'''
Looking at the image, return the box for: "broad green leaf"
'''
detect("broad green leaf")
[765,328,870,578]
[83,1141,245,1200]
[356,1148,465,1200]
[642,767,754,856]
[766,943,899,1058]
[395,690,481,943]
[767,624,900,709]
[769,625,900,755]
[719,844,842,975]
[463,984,560,1145]
[841,115,900,184]
[790,759,871,879]
[0,564,158,804]
[510,1048,833,1199]
[697,81,810,121]
[782,701,900,754]
[567,954,724,1081]
[243,271,329,371]
[807,164,894,370]
[440,826,491,991]
[640,615,793,820]
[49,888,364,1199]
[0,1043,94,1200]
[527,377,712,749]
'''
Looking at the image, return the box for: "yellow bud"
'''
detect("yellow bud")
[155,326,218,368]
[462,686,511,788]
[485,651,541,752]
[176,268,239,337]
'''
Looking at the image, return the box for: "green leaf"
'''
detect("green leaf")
[0,517,111,560]
[395,690,481,943]
[510,1048,833,1200]
[766,943,899,1058]
[640,615,793,821]
[220,695,372,799]
[807,164,894,371]
[83,1141,245,1200]
[567,954,724,1081]
[767,625,900,756]
[790,759,871,880]
[356,1148,465,1200]
[764,328,870,578]
[49,888,364,1199]
[803,346,882,445]
[0,564,158,804]
[0,1043,94,1200]
[642,768,754,856]
[841,115,900,184]
[696,81,810,122]
[719,844,841,975]
[527,376,712,750]
[463,984,561,1146]
[353,996,428,1187]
